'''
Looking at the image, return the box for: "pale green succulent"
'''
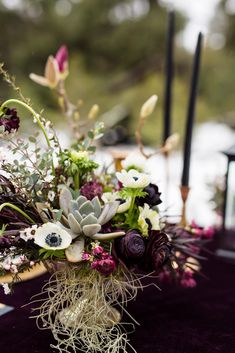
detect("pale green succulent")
[59,188,124,240]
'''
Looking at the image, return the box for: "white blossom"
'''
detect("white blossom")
[20,225,38,242]
[34,223,72,250]
[116,169,150,189]
[121,152,147,172]
[102,192,131,213]
[44,174,54,183]
[138,203,160,236]
[48,190,55,202]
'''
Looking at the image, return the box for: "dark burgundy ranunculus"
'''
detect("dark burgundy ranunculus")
[137,183,162,207]
[80,181,103,200]
[0,108,20,133]
[116,230,145,264]
[143,231,171,273]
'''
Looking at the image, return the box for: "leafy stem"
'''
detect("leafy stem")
[0,203,35,224]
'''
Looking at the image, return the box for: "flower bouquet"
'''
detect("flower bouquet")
[0,47,212,353]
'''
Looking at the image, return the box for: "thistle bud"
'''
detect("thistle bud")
[88,104,99,120]
[140,95,158,119]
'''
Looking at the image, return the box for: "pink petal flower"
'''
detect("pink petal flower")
[82,253,91,261]
[55,45,68,73]
[92,245,103,256]
[203,226,214,239]
[91,257,116,276]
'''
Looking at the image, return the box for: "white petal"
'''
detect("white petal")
[29,73,49,87]
[117,197,131,213]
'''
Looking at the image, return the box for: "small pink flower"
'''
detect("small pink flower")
[82,253,91,261]
[193,228,203,236]
[101,252,110,259]
[158,270,171,284]
[91,257,116,276]
[30,261,35,267]
[3,264,10,271]
[92,246,103,256]
[180,270,197,288]
[203,226,214,239]
[91,260,98,269]
[10,265,18,274]
[181,277,197,288]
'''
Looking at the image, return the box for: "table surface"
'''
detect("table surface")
[1,254,235,353]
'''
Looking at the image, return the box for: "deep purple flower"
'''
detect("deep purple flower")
[0,108,20,133]
[116,230,145,264]
[137,183,162,207]
[91,257,116,276]
[143,231,171,273]
[55,45,68,73]
[80,181,103,201]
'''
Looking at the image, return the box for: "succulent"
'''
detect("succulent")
[59,188,124,241]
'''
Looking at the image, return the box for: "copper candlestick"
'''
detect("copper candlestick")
[163,150,170,206]
[111,150,129,172]
[180,185,190,227]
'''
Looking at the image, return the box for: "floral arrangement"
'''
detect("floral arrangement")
[0,47,212,353]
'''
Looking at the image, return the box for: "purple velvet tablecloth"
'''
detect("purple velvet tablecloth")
[1,255,235,353]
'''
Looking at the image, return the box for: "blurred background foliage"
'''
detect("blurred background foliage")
[0,0,235,145]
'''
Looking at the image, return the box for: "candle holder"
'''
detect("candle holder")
[111,150,129,172]
[180,185,190,227]
[163,150,170,206]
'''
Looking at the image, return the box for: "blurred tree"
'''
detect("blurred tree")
[0,0,184,74]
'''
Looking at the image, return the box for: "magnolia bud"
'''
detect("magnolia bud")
[140,95,158,119]
[164,133,180,152]
[88,104,99,120]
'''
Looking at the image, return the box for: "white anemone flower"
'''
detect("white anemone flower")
[138,203,160,237]
[121,152,147,173]
[34,223,72,250]
[102,192,131,213]
[116,169,150,189]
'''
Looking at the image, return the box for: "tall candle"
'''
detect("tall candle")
[181,32,203,187]
[163,10,174,144]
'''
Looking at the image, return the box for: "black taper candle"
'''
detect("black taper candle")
[181,32,203,187]
[163,10,174,144]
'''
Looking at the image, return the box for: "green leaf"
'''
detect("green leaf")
[29,136,36,143]
[88,131,94,139]
[88,146,96,153]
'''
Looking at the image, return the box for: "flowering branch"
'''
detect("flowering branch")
[0,99,56,177]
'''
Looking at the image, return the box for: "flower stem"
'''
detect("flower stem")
[0,203,35,224]
[1,99,56,177]
[74,173,80,190]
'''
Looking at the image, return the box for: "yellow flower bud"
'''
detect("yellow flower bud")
[88,104,99,120]
[164,133,180,152]
[140,95,158,119]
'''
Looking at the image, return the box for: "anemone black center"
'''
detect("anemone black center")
[45,232,62,247]
[146,218,152,230]
[116,198,125,204]
[133,177,139,181]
